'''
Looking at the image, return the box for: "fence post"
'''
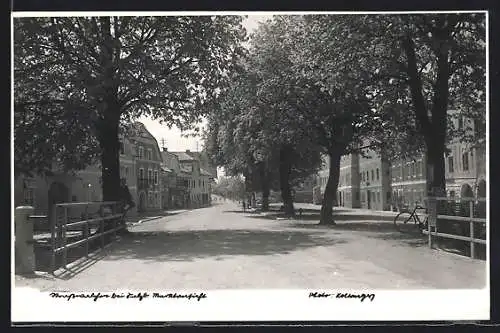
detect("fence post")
[15,206,35,275]
[50,205,56,275]
[427,197,437,249]
[470,200,475,259]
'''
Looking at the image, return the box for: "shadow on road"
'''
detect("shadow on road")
[104,229,347,262]
[247,212,395,223]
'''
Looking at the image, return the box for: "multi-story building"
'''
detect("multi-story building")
[184,150,217,206]
[337,154,360,208]
[390,153,427,210]
[14,135,139,216]
[160,148,190,210]
[129,122,163,213]
[313,110,486,212]
[358,149,392,211]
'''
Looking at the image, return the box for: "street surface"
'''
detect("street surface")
[15,201,486,290]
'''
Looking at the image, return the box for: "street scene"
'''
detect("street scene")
[13,11,487,313]
[15,199,486,291]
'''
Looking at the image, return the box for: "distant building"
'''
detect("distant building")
[338,154,360,208]
[314,112,486,211]
[160,148,190,209]
[170,150,215,208]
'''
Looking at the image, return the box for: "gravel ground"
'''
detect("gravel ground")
[14,201,487,291]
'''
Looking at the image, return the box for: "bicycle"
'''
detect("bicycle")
[393,205,429,234]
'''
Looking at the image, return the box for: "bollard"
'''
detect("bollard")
[15,206,35,275]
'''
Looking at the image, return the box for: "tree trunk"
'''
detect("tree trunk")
[259,162,270,212]
[96,100,123,235]
[279,146,294,217]
[319,150,342,225]
[403,24,450,199]
[99,111,121,202]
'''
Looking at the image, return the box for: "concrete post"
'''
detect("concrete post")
[15,206,35,274]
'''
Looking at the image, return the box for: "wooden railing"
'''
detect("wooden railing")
[38,201,125,274]
[422,197,487,259]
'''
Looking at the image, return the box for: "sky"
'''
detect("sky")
[137,14,273,155]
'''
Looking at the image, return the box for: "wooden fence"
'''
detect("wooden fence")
[422,197,487,259]
[29,201,125,274]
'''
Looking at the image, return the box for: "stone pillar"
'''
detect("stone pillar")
[15,206,35,274]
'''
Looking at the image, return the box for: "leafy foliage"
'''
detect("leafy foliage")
[14,16,247,197]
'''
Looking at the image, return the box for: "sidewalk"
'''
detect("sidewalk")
[125,209,189,226]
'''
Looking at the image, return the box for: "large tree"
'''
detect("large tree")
[356,13,486,196]
[14,16,246,201]
[261,15,382,224]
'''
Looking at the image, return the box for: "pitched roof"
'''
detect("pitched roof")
[171,151,195,161]
[200,168,214,177]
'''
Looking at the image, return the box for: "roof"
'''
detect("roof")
[200,168,214,177]
[171,152,195,161]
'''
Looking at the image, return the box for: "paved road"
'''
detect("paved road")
[15,201,486,290]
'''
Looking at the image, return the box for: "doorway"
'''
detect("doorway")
[138,191,146,212]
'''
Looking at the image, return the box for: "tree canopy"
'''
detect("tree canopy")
[14,16,247,200]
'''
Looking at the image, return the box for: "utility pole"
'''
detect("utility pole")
[196,141,199,152]
[161,138,166,150]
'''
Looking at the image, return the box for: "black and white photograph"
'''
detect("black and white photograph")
[11,11,489,322]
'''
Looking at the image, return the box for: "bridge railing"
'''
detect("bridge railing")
[15,201,125,275]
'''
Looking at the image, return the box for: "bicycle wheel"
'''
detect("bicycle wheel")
[394,211,412,231]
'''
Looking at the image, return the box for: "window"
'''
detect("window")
[371,170,374,181]
[148,169,153,182]
[154,192,158,206]
[362,172,365,181]
[448,156,454,173]
[138,146,144,159]
[154,170,159,185]
[23,188,34,206]
[366,171,369,181]
[125,167,128,176]
[119,141,125,155]
[147,148,153,160]
[139,168,144,179]
[376,192,380,203]
[359,173,362,181]
[376,168,379,181]
[458,117,464,130]
[449,191,455,198]
[199,179,201,187]
[387,192,391,200]
[462,153,469,171]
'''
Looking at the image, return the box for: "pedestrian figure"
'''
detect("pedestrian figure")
[298,208,303,219]
[242,201,246,212]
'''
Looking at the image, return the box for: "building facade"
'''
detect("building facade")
[314,111,486,212]
[14,122,164,216]
[130,122,163,213]
[337,154,360,208]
